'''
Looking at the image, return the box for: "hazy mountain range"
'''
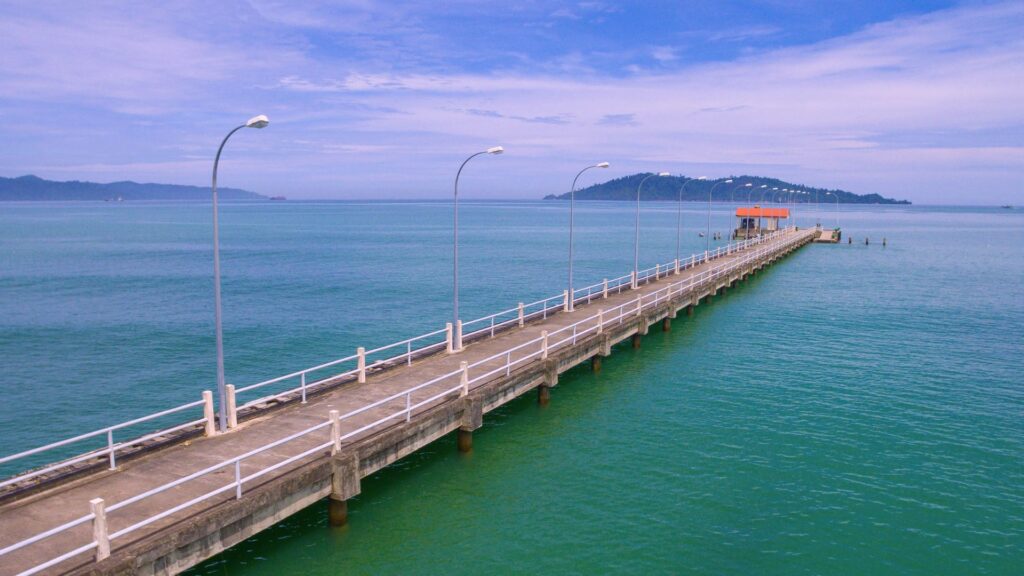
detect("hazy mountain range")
[0,175,266,201]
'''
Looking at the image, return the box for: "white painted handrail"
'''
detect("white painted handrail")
[0,229,809,576]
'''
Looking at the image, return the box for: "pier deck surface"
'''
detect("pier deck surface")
[0,229,816,575]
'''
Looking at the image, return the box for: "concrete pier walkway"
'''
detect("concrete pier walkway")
[0,229,818,576]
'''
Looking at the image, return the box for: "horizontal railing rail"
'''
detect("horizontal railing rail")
[1,228,811,576]
[0,228,794,492]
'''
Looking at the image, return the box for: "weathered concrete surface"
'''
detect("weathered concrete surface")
[0,230,817,576]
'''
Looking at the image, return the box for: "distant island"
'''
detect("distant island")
[544,174,910,204]
[0,175,267,201]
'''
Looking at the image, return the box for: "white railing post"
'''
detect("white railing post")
[518,302,525,327]
[446,322,454,354]
[655,263,660,280]
[407,341,413,366]
[630,270,637,289]
[357,347,367,384]
[226,384,238,429]
[635,296,642,316]
[598,309,604,334]
[234,461,242,499]
[405,393,412,422]
[300,372,307,403]
[203,390,216,437]
[563,289,571,312]
[541,330,549,360]
[460,361,469,397]
[91,497,110,561]
[602,279,609,298]
[674,258,680,274]
[704,250,709,263]
[455,320,464,352]
[107,430,116,470]
[330,410,340,454]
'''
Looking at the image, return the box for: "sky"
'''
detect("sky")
[0,0,1021,204]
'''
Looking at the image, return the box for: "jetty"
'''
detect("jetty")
[0,227,819,576]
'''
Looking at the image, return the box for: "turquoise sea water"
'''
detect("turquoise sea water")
[1,201,1021,574]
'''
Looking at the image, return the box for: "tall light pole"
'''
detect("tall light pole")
[728,182,752,240]
[825,191,839,228]
[568,161,610,312]
[677,176,706,263]
[706,178,733,251]
[747,184,767,239]
[635,172,670,287]
[453,145,503,350]
[211,114,269,431]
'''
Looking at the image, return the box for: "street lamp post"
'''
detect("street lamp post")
[728,183,752,241]
[677,176,706,263]
[706,179,733,251]
[634,172,670,288]
[453,145,503,351]
[568,161,610,312]
[211,114,269,432]
[747,184,767,239]
[825,191,839,229]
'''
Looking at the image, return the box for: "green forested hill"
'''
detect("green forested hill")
[544,174,909,204]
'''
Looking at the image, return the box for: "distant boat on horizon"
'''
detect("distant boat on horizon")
[269,196,286,201]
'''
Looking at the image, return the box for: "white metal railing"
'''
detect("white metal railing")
[0,228,795,493]
[0,228,811,576]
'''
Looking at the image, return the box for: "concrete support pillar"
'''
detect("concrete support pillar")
[632,333,642,349]
[538,385,551,405]
[457,429,474,452]
[328,453,361,527]
[598,333,612,357]
[662,317,671,332]
[591,355,602,373]
[686,305,694,317]
[328,497,348,527]
[458,396,483,452]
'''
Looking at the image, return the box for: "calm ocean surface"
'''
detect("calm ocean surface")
[1,201,1021,574]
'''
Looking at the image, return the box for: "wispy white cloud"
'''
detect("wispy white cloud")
[0,1,1021,204]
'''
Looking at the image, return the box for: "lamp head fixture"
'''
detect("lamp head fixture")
[245,115,269,129]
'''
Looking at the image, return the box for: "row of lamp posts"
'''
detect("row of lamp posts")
[209,116,838,430]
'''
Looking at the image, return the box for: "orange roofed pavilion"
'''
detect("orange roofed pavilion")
[733,206,789,239]
[736,207,790,218]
